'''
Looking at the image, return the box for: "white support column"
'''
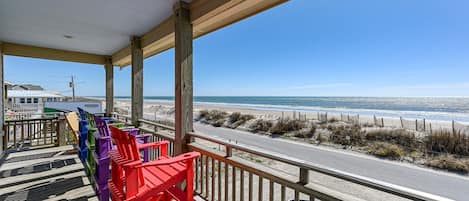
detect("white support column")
[0,42,4,155]
[174,1,193,155]
[105,57,114,117]
[131,37,143,126]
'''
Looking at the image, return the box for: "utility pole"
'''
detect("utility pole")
[69,75,75,101]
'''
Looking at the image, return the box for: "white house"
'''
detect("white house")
[6,90,65,113]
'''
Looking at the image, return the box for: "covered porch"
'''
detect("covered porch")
[0,1,449,201]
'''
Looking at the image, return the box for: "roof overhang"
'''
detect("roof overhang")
[0,0,288,67]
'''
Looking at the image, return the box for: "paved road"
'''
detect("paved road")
[194,123,469,201]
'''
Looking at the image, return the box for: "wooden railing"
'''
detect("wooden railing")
[110,115,450,201]
[3,117,59,150]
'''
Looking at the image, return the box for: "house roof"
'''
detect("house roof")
[7,90,64,98]
[0,0,287,66]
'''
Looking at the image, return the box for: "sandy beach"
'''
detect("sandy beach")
[111,99,462,131]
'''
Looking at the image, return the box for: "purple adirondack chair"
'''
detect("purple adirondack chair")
[93,116,152,201]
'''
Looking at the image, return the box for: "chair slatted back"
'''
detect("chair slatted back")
[109,126,144,187]
[94,115,110,137]
[77,107,87,121]
[86,112,96,128]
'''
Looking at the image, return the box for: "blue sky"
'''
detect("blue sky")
[5,0,469,97]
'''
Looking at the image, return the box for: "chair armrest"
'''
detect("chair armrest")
[122,160,143,168]
[138,140,169,150]
[138,152,200,167]
[136,133,152,139]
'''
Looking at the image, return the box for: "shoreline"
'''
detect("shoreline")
[110,99,469,130]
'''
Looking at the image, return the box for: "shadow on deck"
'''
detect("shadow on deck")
[0,145,97,201]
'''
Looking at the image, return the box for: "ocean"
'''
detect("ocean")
[109,96,469,123]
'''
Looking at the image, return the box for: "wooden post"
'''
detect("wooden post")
[423,118,426,131]
[299,168,309,185]
[131,36,143,126]
[452,120,455,135]
[415,119,418,131]
[105,57,114,117]
[0,42,4,155]
[174,1,193,155]
[400,117,404,128]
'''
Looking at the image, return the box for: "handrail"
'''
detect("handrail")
[5,116,59,123]
[138,118,175,131]
[113,113,453,201]
[187,132,452,201]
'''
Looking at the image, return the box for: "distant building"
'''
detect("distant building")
[8,84,44,91]
[5,81,65,114]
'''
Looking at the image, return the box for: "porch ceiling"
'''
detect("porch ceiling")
[0,0,185,55]
[0,0,287,66]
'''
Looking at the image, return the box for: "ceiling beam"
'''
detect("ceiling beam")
[112,0,288,67]
[2,42,108,65]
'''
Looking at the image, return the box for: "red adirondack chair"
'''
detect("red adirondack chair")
[108,126,200,201]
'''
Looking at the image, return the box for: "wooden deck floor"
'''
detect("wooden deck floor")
[0,145,97,201]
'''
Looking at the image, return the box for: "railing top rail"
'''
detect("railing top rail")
[5,116,60,123]
[187,131,452,201]
[138,118,175,131]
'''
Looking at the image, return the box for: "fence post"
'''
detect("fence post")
[423,118,426,131]
[452,120,455,135]
[415,119,418,131]
[57,117,67,146]
[400,117,404,128]
[373,115,377,126]
[381,118,384,127]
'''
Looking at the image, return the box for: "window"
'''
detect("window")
[20,98,25,103]
[33,98,38,103]
[8,98,11,102]
[47,98,52,102]
[27,98,32,103]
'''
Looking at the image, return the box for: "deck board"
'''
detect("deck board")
[0,145,97,201]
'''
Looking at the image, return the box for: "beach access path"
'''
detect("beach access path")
[194,123,469,201]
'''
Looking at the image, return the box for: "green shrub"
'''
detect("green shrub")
[368,143,405,159]
[270,119,305,135]
[228,112,255,128]
[425,155,469,174]
[197,110,209,120]
[365,129,417,148]
[425,130,469,156]
[249,119,273,133]
[329,125,364,146]
[212,119,225,127]
[294,126,316,138]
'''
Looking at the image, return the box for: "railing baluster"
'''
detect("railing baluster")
[248,172,253,201]
[294,190,299,201]
[201,155,205,195]
[240,169,244,201]
[205,155,209,198]
[224,162,229,201]
[281,185,286,201]
[269,180,274,201]
[218,160,221,201]
[309,194,315,201]
[258,176,263,201]
[211,157,215,201]
[232,166,236,201]
[21,120,25,147]
[13,121,16,148]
